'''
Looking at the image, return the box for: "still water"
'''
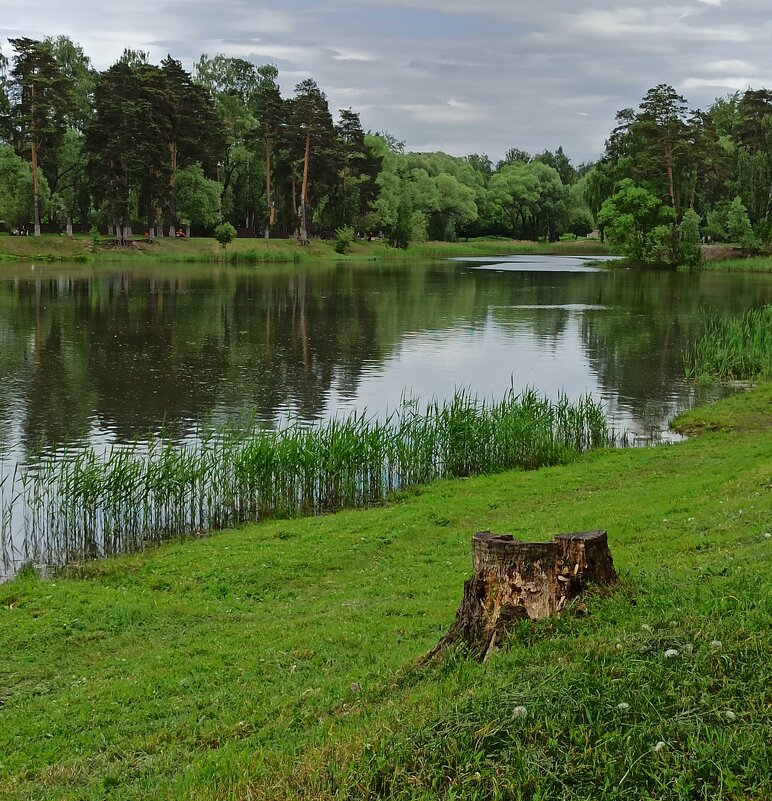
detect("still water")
[0,253,770,571]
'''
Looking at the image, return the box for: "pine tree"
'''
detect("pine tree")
[8,37,72,235]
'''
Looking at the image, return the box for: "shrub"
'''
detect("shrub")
[334,225,354,254]
[214,222,237,249]
[678,209,702,267]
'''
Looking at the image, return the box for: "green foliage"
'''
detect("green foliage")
[0,143,47,225]
[175,163,221,228]
[678,208,702,266]
[597,179,676,263]
[213,221,237,248]
[88,225,101,251]
[334,225,354,254]
[726,196,759,252]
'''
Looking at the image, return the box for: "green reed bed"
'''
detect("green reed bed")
[698,254,772,273]
[685,305,772,380]
[1,389,609,574]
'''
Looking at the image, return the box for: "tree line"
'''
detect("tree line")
[1,37,771,262]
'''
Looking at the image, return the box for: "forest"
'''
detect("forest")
[1,36,772,264]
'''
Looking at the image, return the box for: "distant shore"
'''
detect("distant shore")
[2,233,772,271]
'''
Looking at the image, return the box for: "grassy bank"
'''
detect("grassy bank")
[1,384,770,800]
[0,234,613,265]
[694,252,772,273]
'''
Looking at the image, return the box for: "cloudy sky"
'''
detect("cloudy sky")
[3,0,772,164]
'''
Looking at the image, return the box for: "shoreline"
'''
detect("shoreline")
[1,382,769,799]
[1,234,771,272]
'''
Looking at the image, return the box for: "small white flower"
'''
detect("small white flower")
[653,741,667,752]
[617,702,630,711]
[512,706,527,718]
[710,640,722,650]
[664,648,679,658]
[641,624,652,632]
[764,532,771,540]
[724,710,736,721]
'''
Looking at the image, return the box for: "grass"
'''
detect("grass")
[0,383,770,800]
[685,305,772,380]
[0,234,614,265]
[2,389,609,576]
[693,254,772,273]
[396,239,612,260]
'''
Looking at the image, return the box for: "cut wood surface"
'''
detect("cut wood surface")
[426,529,616,661]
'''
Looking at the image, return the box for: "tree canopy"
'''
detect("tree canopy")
[1,40,771,263]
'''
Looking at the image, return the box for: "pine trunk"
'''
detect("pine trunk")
[264,138,272,238]
[665,142,676,214]
[168,140,178,238]
[299,133,311,243]
[425,530,616,662]
[30,84,41,237]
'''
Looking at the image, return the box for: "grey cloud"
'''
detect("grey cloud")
[3,0,772,162]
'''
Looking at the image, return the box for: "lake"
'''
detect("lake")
[1,253,770,574]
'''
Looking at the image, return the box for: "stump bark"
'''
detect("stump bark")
[426,530,616,662]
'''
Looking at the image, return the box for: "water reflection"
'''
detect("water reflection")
[0,257,769,458]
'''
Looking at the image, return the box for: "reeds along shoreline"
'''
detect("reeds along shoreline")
[685,305,772,380]
[1,389,610,575]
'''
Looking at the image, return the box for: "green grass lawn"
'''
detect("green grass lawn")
[0,234,613,265]
[1,385,770,800]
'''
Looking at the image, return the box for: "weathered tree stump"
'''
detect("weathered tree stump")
[425,530,616,662]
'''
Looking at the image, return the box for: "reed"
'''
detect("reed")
[0,389,610,575]
[685,305,772,380]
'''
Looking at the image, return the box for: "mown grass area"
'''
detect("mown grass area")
[0,234,613,265]
[1,384,770,800]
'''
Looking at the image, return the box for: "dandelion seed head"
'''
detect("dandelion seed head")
[654,741,667,752]
[664,648,679,658]
[641,624,652,632]
[617,702,630,711]
[682,643,694,654]
[512,706,527,718]
[724,710,736,720]
[764,532,771,540]
[710,640,722,650]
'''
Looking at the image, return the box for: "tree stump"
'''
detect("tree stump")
[425,530,616,662]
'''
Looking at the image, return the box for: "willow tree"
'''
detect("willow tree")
[8,37,71,235]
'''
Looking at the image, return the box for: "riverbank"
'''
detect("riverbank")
[1,383,769,800]
[0,234,612,264]
[695,252,772,273]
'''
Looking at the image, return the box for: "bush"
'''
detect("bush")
[334,225,354,254]
[214,222,237,249]
[642,224,679,266]
[678,209,702,267]
[89,226,101,252]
